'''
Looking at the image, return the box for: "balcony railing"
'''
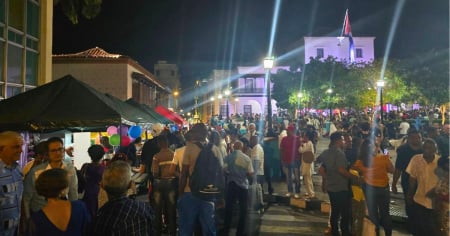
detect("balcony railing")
[234,88,265,94]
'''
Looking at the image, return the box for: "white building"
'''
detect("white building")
[201,66,289,122]
[233,66,289,116]
[198,36,376,122]
[304,36,375,64]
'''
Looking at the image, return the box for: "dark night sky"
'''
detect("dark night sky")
[53,0,449,89]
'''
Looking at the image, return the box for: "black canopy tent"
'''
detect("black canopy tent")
[125,98,172,124]
[0,75,157,132]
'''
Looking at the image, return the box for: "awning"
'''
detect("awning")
[155,105,186,125]
[0,75,153,132]
[125,99,172,124]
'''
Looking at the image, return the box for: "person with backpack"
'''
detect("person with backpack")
[221,140,254,236]
[178,123,222,236]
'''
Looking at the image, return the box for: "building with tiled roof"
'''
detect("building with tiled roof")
[53,47,171,108]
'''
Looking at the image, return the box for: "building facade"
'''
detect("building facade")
[154,60,180,109]
[199,66,288,122]
[0,0,53,100]
[200,36,375,122]
[304,36,375,64]
[53,47,171,108]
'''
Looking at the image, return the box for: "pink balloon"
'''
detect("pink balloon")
[107,126,117,135]
[121,136,131,146]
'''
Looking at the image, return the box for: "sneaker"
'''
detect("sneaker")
[285,192,292,197]
[294,194,300,199]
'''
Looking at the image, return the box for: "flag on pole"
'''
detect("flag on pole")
[340,9,355,63]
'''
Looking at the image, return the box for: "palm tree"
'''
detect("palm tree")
[54,0,102,24]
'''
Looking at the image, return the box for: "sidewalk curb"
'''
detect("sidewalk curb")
[264,193,329,213]
[264,193,408,223]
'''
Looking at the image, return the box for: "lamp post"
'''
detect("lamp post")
[377,79,385,123]
[224,89,231,120]
[216,93,223,120]
[173,90,179,110]
[194,80,201,123]
[297,92,303,118]
[210,96,215,118]
[264,56,275,130]
[326,88,333,120]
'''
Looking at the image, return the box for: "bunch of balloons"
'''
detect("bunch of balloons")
[106,125,142,146]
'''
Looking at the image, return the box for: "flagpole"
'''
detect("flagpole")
[341,9,348,36]
[337,9,348,42]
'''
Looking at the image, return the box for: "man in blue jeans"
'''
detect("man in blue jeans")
[317,132,355,236]
[280,125,301,198]
[177,124,216,236]
[222,140,254,235]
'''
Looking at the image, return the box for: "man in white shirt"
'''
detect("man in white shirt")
[23,137,78,219]
[405,139,439,235]
[244,123,258,140]
[250,136,264,180]
[249,135,264,211]
[399,118,410,138]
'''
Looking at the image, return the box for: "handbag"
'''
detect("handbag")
[302,151,315,164]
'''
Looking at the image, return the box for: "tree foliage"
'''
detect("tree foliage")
[54,0,102,24]
[404,49,449,107]
[271,55,449,112]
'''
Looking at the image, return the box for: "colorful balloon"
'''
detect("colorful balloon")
[118,125,129,136]
[107,126,117,136]
[121,136,131,146]
[128,126,142,138]
[109,134,120,146]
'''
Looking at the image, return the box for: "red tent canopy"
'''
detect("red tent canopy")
[155,105,186,125]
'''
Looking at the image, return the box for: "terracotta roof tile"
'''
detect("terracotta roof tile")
[53,47,124,59]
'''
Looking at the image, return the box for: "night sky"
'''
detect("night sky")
[53,0,449,89]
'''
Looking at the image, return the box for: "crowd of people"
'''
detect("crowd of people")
[0,132,152,236]
[0,109,448,236]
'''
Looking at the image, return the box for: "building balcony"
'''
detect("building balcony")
[234,88,265,95]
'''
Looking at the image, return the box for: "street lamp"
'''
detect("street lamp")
[297,92,303,118]
[377,79,386,123]
[326,88,333,120]
[194,80,201,123]
[264,56,275,130]
[173,90,179,110]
